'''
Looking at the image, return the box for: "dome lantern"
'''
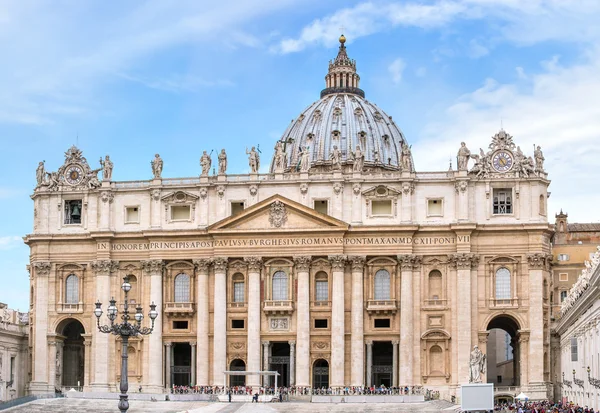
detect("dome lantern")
[321,35,364,98]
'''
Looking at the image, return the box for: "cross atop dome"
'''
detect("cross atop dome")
[321,35,365,98]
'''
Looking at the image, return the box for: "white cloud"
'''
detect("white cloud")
[468,39,489,58]
[117,73,234,93]
[388,58,406,84]
[0,236,23,250]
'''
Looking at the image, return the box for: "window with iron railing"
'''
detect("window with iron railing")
[65,274,79,304]
[174,273,190,302]
[272,271,288,301]
[374,269,391,300]
[495,267,511,299]
[233,281,245,303]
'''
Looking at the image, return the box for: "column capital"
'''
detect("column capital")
[478,331,489,345]
[397,254,421,270]
[244,256,263,272]
[448,253,479,269]
[193,258,212,274]
[392,340,400,345]
[33,261,51,277]
[517,330,530,343]
[348,256,366,272]
[288,340,296,347]
[293,256,311,272]
[365,339,373,346]
[91,259,120,276]
[213,257,229,272]
[190,341,197,347]
[262,340,270,347]
[328,255,346,271]
[164,342,173,348]
[141,259,164,275]
[527,253,553,270]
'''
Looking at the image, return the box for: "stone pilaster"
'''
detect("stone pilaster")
[518,331,530,385]
[141,259,164,392]
[349,256,365,386]
[293,256,311,387]
[398,254,420,385]
[99,190,114,230]
[448,253,479,383]
[90,260,119,392]
[329,255,346,386]
[193,258,211,386]
[190,342,197,386]
[165,342,172,390]
[366,340,373,387]
[212,257,228,385]
[289,340,296,387]
[392,340,399,387]
[526,253,551,384]
[262,341,270,387]
[30,262,51,394]
[244,256,263,387]
[82,334,92,391]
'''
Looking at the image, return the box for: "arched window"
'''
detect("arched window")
[174,273,190,302]
[374,269,390,300]
[232,273,245,303]
[272,271,288,301]
[495,268,511,299]
[315,272,328,302]
[428,270,443,300]
[539,194,546,215]
[65,274,79,304]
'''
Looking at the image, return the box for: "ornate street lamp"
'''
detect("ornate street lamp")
[562,372,572,388]
[95,276,158,413]
[573,369,585,389]
[587,366,600,389]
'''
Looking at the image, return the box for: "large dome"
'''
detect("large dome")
[270,35,410,174]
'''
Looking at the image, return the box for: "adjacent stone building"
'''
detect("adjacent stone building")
[25,36,554,399]
[0,304,29,401]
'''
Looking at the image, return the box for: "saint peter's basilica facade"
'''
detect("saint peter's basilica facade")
[25,36,554,399]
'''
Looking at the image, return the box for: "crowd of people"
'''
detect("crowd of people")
[493,401,596,412]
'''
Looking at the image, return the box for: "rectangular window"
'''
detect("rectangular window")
[233,282,245,303]
[314,319,328,329]
[231,319,245,329]
[173,320,189,329]
[571,337,578,362]
[492,189,512,214]
[372,200,392,216]
[64,200,83,224]
[374,318,391,328]
[497,375,502,384]
[560,291,568,302]
[315,280,328,301]
[558,254,570,262]
[125,206,140,223]
[231,202,245,216]
[10,356,15,383]
[427,199,443,216]
[171,205,190,220]
[559,273,569,282]
[314,200,328,215]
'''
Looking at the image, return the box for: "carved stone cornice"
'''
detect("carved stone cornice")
[141,259,164,276]
[527,253,553,270]
[213,257,228,273]
[293,256,311,272]
[193,258,212,274]
[91,260,119,276]
[448,253,479,269]
[33,261,51,277]
[328,255,346,271]
[397,254,420,270]
[348,256,366,272]
[244,256,263,272]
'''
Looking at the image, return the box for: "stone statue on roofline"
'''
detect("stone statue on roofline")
[273,141,286,172]
[100,155,113,181]
[299,146,311,172]
[200,150,212,176]
[36,161,46,187]
[330,145,341,170]
[246,146,260,173]
[151,153,163,179]
[534,145,545,173]
[218,149,227,174]
[351,145,364,172]
[400,142,413,172]
[457,142,471,171]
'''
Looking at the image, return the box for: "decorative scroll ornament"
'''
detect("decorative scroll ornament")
[526,253,552,269]
[448,253,479,269]
[33,261,52,277]
[249,185,258,197]
[270,317,289,330]
[333,182,343,195]
[401,182,415,195]
[455,181,468,193]
[91,260,119,275]
[293,256,311,272]
[101,191,114,203]
[269,201,288,228]
[299,183,309,195]
[151,189,161,201]
[353,183,361,195]
[397,254,421,270]
[36,145,103,192]
[328,255,346,271]
[199,187,208,199]
[489,129,516,151]
[213,257,228,272]
[193,258,212,273]
[313,341,329,350]
[244,256,263,272]
[348,256,366,272]
[141,259,164,275]
[216,185,225,198]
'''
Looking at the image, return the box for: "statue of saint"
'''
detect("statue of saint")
[151,154,163,179]
[457,142,471,171]
[330,145,341,170]
[469,345,486,383]
[246,147,260,173]
[100,155,113,181]
[299,146,311,172]
[374,150,381,164]
[218,149,227,174]
[87,167,102,189]
[273,141,286,172]
[200,151,212,176]
[534,145,545,172]
[401,143,413,172]
[352,145,364,172]
[36,161,45,186]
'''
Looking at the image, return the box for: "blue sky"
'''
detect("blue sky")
[1,0,599,310]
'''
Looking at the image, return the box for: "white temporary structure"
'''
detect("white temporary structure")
[222,370,281,395]
[515,392,529,401]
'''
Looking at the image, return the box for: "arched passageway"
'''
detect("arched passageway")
[486,315,521,386]
[313,359,329,389]
[58,319,85,388]
[229,359,246,386]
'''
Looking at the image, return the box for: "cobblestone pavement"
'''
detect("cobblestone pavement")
[3,398,457,412]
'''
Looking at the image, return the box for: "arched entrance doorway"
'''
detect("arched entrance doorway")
[312,359,329,389]
[59,319,85,388]
[229,359,246,387]
[486,315,521,386]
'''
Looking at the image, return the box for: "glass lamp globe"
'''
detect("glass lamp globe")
[121,276,132,293]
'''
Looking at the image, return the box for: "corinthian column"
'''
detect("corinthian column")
[349,256,365,386]
[289,340,296,386]
[329,255,346,387]
[526,253,551,384]
[212,257,228,385]
[193,259,211,386]
[294,256,311,387]
[398,254,419,385]
[448,253,479,383]
[142,259,165,392]
[244,256,263,387]
[91,259,119,391]
[30,262,51,394]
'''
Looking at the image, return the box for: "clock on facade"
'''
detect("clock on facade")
[492,150,514,173]
[64,164,84,185]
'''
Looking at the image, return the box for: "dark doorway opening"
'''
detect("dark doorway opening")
[313,359,329,389]
[372,341,393,387]
[230,359,246,386]
[172,342,192,386]
[60,319,85,388]
[486,315,521,386]
[269,342,290,387]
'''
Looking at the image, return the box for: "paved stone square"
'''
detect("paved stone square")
[3,398,457,412]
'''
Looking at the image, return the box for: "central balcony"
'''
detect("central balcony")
[164,302,195,317]
[263,300,294,315]
[366,299,397,315]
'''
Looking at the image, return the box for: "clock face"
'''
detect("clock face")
[492,150,514,172]
[65,164,84,185]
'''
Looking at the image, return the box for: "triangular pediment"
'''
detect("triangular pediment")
[208,195,348,232]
